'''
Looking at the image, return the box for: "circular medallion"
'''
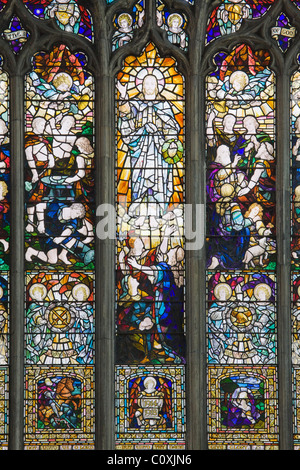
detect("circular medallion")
[45,303,75,333]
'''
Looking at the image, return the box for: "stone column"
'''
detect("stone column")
[8,72,24,450]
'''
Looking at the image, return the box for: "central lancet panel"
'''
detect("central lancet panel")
[114,42,186,450]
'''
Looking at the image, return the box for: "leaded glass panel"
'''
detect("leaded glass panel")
[23,0,93,41]
[0,0,297,452]
[115,42,186,449]
[205,42,278,449]
[24,42,95,450]
[0,60,9,449]
[206,1,275,45]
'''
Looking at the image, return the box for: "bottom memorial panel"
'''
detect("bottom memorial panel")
[292,368,300,449]
[24,366,95,450]
[0,368,8,449]
[115,365,185,450]
[207,366,279,450]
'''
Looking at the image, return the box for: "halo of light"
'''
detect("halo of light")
[135,68,165,93]
[52,72,73,92]
[213,282,232,301]
[254,283,272,301]
[167,13,183,28]
[29,283,47,301]
[72,283,91,301]
[117,13,133,28]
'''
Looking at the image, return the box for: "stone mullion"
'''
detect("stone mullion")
[95,72,116,450]
[186,0,209,450]
[8,72,25,450]
[95,1,115,450]
[277,67,294,450]
[185,70,207,450]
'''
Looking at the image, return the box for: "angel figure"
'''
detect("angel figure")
[129,376,172,430]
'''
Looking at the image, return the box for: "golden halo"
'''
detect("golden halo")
[135,68,165,93]
[117,13,133,28]
[52,72,73,92]
[229,70,249,88]
[72,283,91,301]
[167,13,183,28]
[254,283,272,301]
[144,376,157,389]
[29,283,47,301]
[213,283,232,301]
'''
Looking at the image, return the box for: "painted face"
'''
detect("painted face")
[170,18,180,30]
[216,145,231,166]
[249,205,260,218]
[120,19,130,30]
[230,71,248,92]
[32,118,46,135]
[142,75,158,97]
[243,117,258,134]
[223,114,236,129]
[133,238,144,255]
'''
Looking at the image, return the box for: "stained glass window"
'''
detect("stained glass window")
[23,0,93,41]
[206,1,275,44]
[205,42,278,449]
[112,1,145,51]
[0,0,300,453]
[23,42,95,449]
[2,16,30,54]
[156,1,188,51]
[271,12,296,53]
[115,42,186,449]
[291,54,300,448]
[0,57,9,450]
